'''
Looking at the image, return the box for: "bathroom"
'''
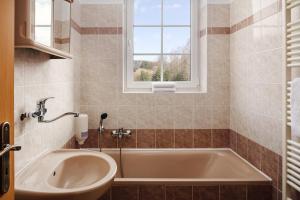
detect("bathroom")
[0,0,298,199]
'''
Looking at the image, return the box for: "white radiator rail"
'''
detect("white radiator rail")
[278,0,300,198]
[287,82,292,127]
[287,140,300,192]
[287,32,300,39]
[287,163,300,174]
[287,0,300,9]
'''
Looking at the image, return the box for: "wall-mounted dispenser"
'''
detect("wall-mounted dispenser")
[75,114,88,145]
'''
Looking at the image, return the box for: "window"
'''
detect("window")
[124,0,200,92]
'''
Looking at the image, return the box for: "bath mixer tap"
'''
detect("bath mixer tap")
[111,128,131,139]
[20,97,79,123]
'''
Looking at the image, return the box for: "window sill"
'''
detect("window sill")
[123,87,207,94]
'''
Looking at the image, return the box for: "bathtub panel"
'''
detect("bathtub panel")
[106,184,272,200]
[111,186,138,200]
[220,185,247,200]
[165,186,193,200]
[193,186,219,200]
[247,185,272,200]
[139,185,165,200]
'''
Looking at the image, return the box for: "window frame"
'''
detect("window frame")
[124,0,200,92]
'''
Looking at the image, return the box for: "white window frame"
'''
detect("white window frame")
[124,0,200,92]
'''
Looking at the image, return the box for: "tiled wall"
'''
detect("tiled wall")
[230,0,283,155]
[14,0,81,173]
[230,130,282,200]
[79,2,230,135]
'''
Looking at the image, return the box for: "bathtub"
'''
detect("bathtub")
[100,148,271,185]
[90,148,273,200]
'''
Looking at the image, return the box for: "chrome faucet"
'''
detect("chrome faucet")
[111,128,131,139]
[20,97,79,123]
[35,97,54,122]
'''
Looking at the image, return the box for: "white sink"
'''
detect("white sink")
[15,149,117,200]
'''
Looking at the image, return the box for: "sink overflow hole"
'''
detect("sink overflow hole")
[53,171,56,176]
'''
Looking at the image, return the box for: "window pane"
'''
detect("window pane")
[134,0,161,25]
[163,28,190,54]
[164,0,190,25]
[35,0,52,25]
[134,55,161,81]
[163,55,191,81]
[134,27,161,54]
[35,27,51,46]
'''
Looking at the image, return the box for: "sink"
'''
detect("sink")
[15,149,117,200]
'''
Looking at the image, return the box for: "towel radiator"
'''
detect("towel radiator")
[284,0,300,199]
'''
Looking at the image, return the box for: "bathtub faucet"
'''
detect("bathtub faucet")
[111,128,131,139]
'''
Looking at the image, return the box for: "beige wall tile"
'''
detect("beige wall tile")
[136,106,155,129]
[230,0,283,155]
[193,106,212,129]
[117,106,137,129]
[208,4,230,27]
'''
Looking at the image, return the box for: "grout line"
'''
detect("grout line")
[218,184,221,200]
[246,185,248,200]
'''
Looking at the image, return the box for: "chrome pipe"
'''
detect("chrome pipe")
[39,112,79,123]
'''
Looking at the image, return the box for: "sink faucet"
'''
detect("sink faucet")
[111,128,131,139]
[20,97,79,123]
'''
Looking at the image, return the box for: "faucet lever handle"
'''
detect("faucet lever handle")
[38,97,55,106]
[111,130,118,138]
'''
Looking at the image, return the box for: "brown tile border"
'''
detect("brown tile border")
[81,27,122,35]
[71,0,281,37]
[137,129,156,148]
[54,37,70,44]
[237,134,248,160]
[194,129,211,148]
[212,129,229,148]
[230,0,281,34]
[155,129,175,148]
[174,129,193,148]
[199,0,282,37]
[71,19,122,35]
[208,27,231,35]
[77,129,231,149]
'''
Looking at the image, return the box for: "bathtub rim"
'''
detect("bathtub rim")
[86,148,272,185]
